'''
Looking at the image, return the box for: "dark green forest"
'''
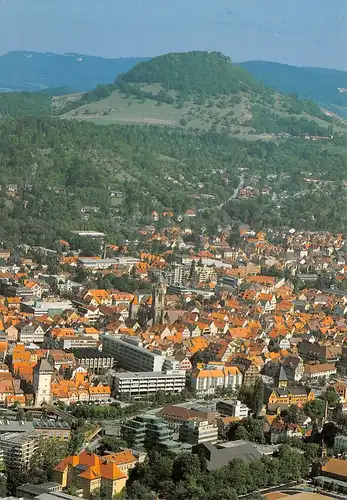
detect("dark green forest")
[0,92,51,117]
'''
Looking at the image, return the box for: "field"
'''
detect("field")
[58,85,346,140]
[62,90,183,126]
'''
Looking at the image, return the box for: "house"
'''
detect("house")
[53,450,130,499]
[231,357,260,386]
[303,363,337,381]
[282,356,304,382]
[266,386,315,412]
[191,364,242,395]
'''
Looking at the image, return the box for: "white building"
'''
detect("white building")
[191,364,243,395]
[303,363,337,380]
[112,370,186,397]
[179,419,218,445]
[216,399,249,418]
[102,335,166,372]
[0,432,37,469]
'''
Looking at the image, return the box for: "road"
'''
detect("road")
[198,173,245,214]
[217,173,245,209]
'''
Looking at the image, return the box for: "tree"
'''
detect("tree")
[0,474,6,497]
[321,387,340,407]
[16,408,26,421]
[28,438,68,484]
[285,404,299,424]
[79,237,102,257]
[126,481,156,500]
[304,399,325,421]
[252,379,264,417]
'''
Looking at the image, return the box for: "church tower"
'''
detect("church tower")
[151,275,166,325]
[33,358,53,407]
[276,366,288,389]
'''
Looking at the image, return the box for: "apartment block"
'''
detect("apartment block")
[0,431,38,469]
[112,370,186,398]
[102,335,165,372]
[179,419,218,445]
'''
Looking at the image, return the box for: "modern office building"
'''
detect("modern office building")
[112,370,186,398]
[121,415,181,453]
[179,419,218,445]
[0,431,38,469]
[102,335,166,372]
[68,348,114,373]
[216,400,249,419]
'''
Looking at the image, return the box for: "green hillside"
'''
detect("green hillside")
[239,60,347,118]
[58,51,344,139]
[0,117,347,249]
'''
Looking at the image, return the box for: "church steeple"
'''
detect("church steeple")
[151,273,166,325]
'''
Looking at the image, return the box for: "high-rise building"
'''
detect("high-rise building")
[0,432,37,469]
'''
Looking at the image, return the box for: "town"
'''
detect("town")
[0,225,344,499]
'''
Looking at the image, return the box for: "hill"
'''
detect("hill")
[0,117,347,249]
[58,51,344,139]
[239,60,347,118]
[0,51,148,92]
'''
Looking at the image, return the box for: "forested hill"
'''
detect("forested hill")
[119,51,257,96]
[239,61,347,118]
[0,51,148,92]
[58,50,344,139]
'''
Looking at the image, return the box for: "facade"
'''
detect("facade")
[157,405,216,433]
[33,358,53,407]
[53,450,129,499]
[267,386,315,412]
[102,335,165,372]
[121,414,180,453]
[282,356,305,382]
[112,370,186,398]
[191,364,243,394]
[164,263,190,286]
[231,357,260,386]
[303,363,337,380]
[179,419,218,445]
[216,400,249,419]
[69,348,114,373]
[0,431,38,469]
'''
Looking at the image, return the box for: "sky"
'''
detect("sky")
[0,0,346,69]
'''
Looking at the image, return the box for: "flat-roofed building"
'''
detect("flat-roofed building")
[0,431,38,469]
[112,370,186,398]
[68,348,113,373]
[102,335,165,372]
[179,419,218,445]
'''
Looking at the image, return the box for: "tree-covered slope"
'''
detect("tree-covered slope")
[239,60,347,118]
[119,51,257,96]
[0,51,148,92]
[0,117,347,249]
[0,92,52,117]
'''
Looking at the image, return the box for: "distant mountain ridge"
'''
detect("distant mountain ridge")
[238,60,347,117]
[0,51,149,92]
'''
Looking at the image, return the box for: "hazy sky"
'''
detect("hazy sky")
[1,0,346,69]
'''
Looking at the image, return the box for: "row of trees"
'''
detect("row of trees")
[124,445,310,500]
